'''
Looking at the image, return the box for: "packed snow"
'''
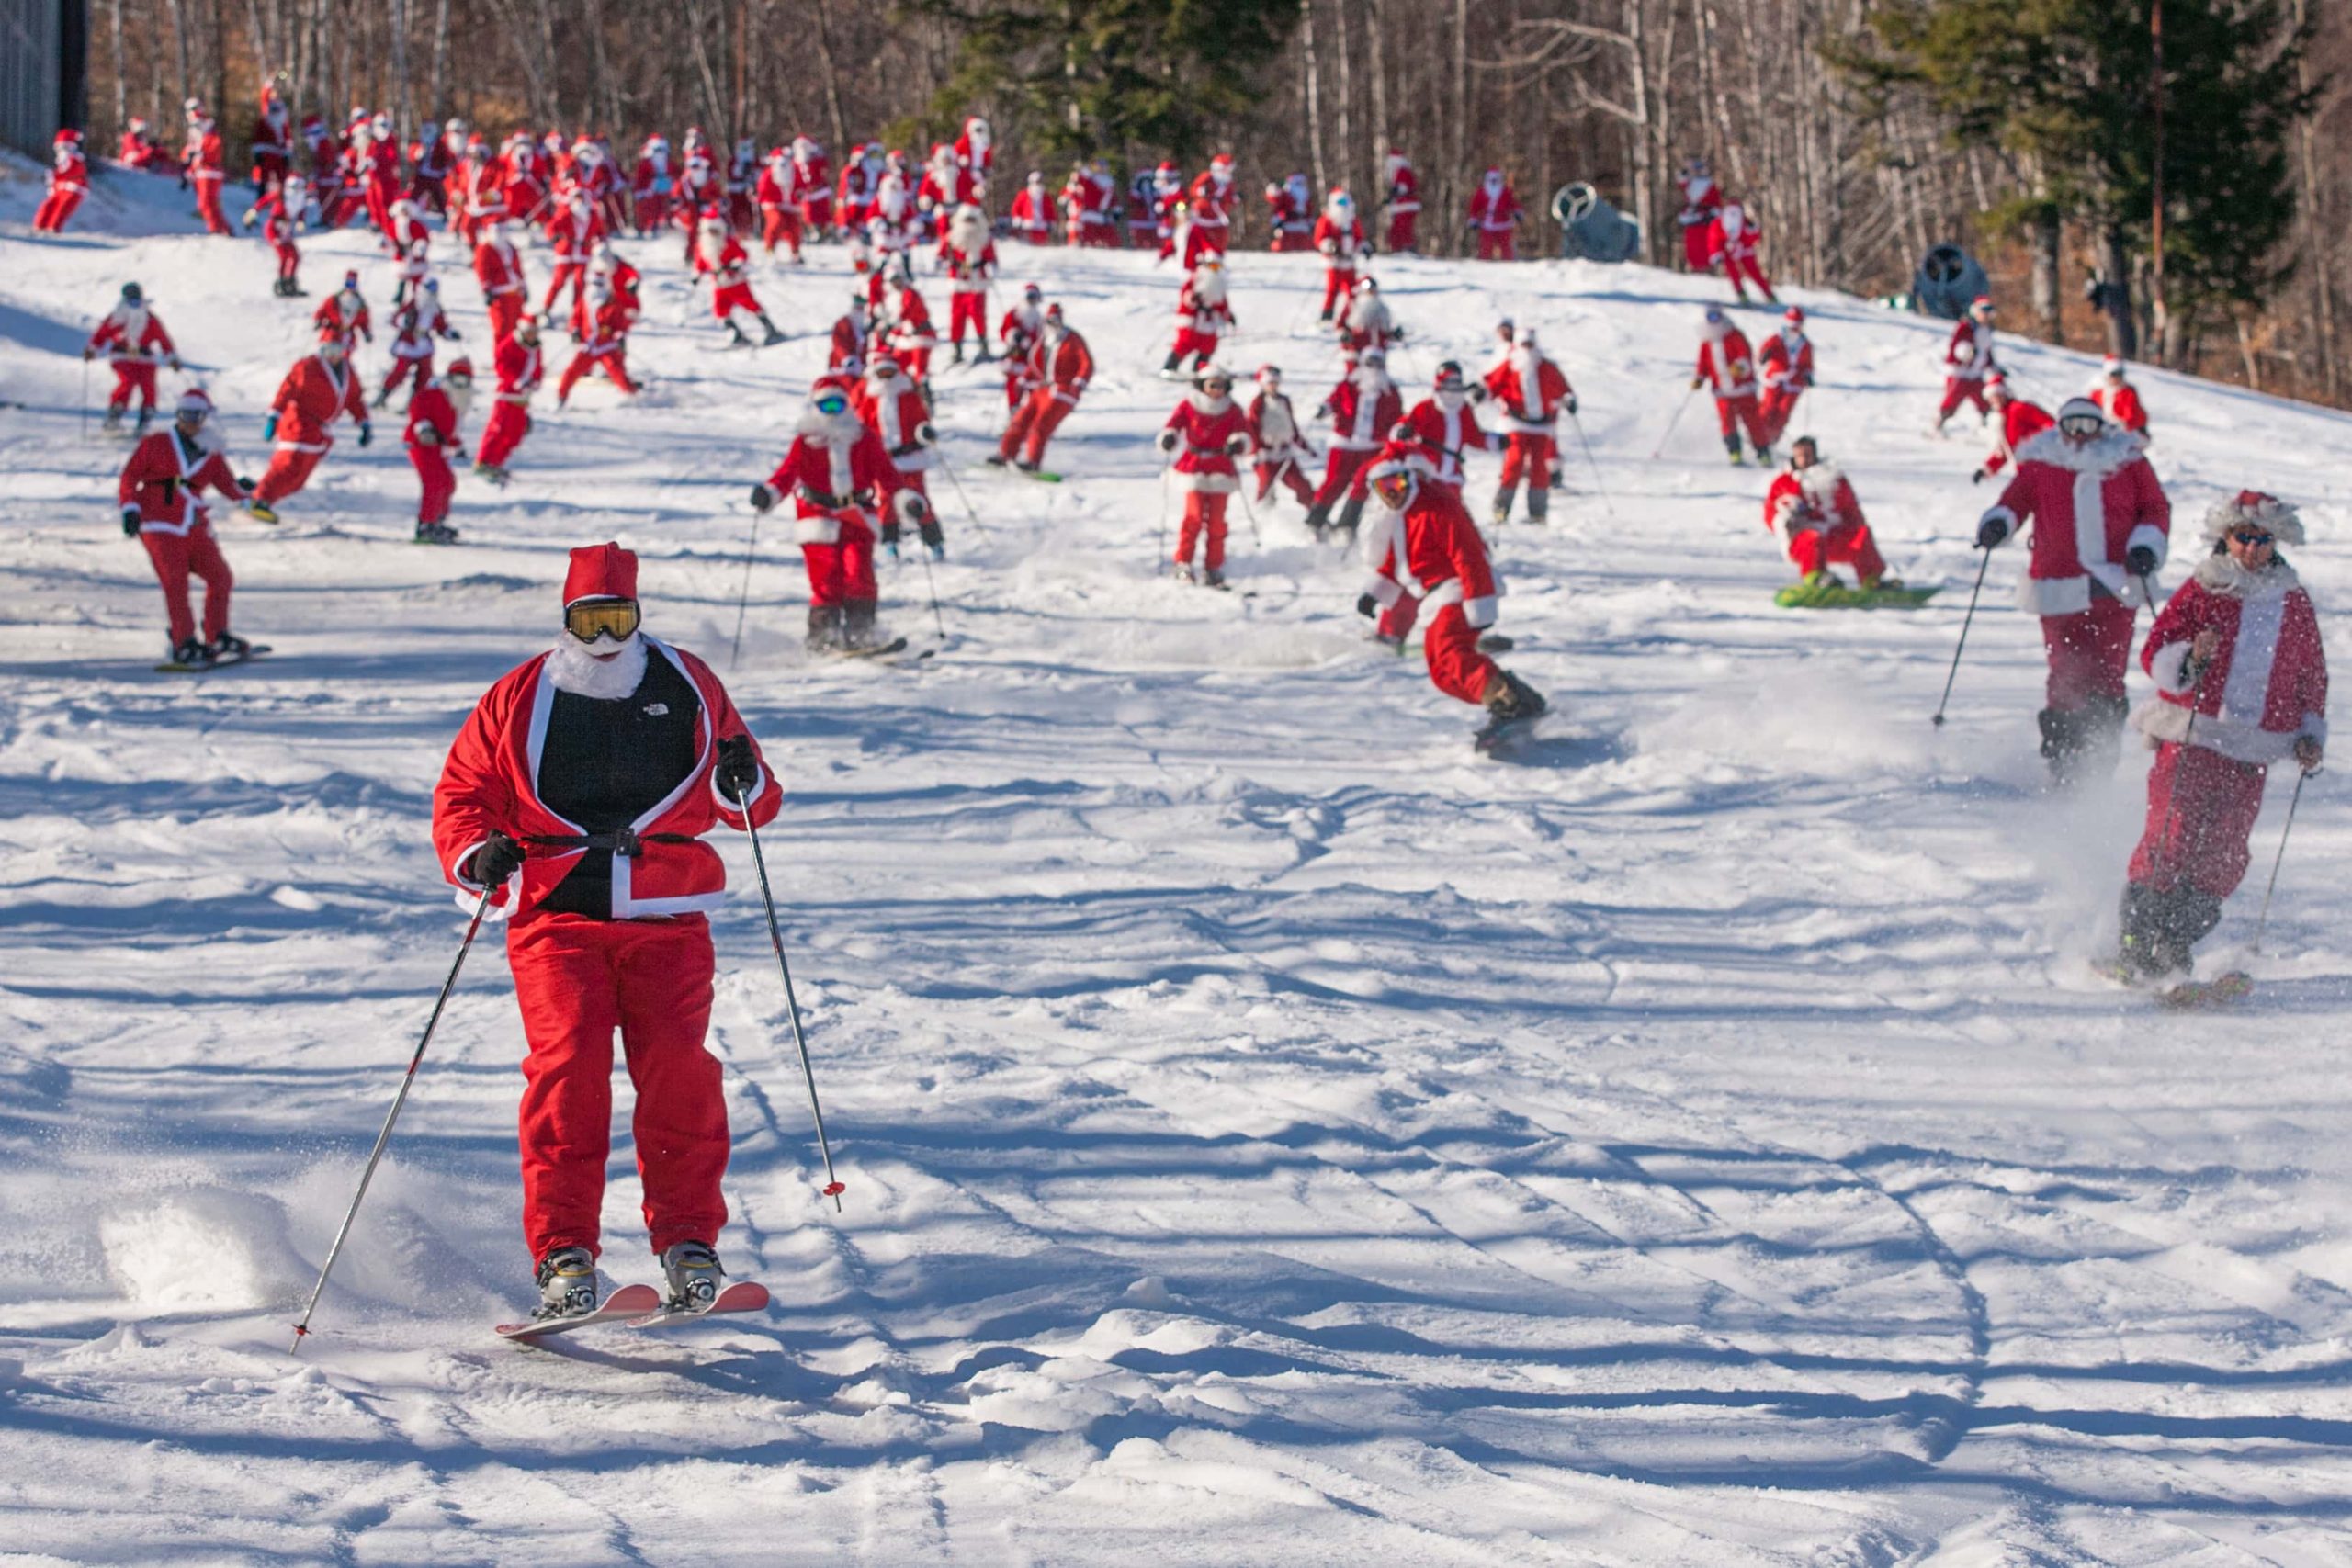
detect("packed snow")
[5,156,2352,1563]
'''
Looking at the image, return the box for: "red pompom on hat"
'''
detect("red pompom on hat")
[563,542,639,606]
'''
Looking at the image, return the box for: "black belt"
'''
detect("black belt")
[526,829,693,859]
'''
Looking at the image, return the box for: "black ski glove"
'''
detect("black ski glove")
[1356,592,1378,620]
[2125,545,2159,577]
[1564,394,1577,417]
[468,831,524,886]
[1156,428,1179,455]
[1974,514,2009,550]
[715,735,761,804]
[356,422,373,448]
[121,506,141,537]
[1971,467,1989,485]
[750,482,776,513]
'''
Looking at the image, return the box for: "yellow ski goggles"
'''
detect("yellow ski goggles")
[564,599,640,643]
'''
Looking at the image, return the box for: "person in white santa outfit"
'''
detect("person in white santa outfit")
[1481,328,1574,526]
[1155,365,1254,588]
[1974,397,2173,783]
[1311,188,1369,322]
[1164,256,1235,378]
[2112,490,2325,980]
[1334,276,1401,367]
[431,542,783,1321]
[1248,365,1317,509]
[850,353,945,560]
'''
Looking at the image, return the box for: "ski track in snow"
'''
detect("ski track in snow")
[5,158,2352,1562]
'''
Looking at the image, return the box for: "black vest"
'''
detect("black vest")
[537,649,701,919]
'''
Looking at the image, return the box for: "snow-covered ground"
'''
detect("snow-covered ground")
[6,157,2352,1563]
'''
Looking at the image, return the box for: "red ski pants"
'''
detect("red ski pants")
[1170,327,1220,367]
[1498,434,1557,489]
[382,354,432,401]
[1758,388,1803,447]
[1939,376,1991,423]
[1000,389,1074,466]
[476,402,531,468]
[1476,229,1516,261]
[107,362,160,412]
[193,174,232,234]
[634,192,669,233]
[141,524,232,646]
[506,912,729,1261]
[254,444,327,504]
[762,205,802,256]
[2127,742,2269,900]
[1256,457,1314,505]
[1320,265,1358,318]
[2040,599,2137,710]
[34,189,83,231]
[802,512,878,607]
[1682,224,1713,271]
[411,445,455,525]
[1788,522,1886,582]
[949,292,986,345]
[713,282,760,322]
[1377,585,1419,644]
[1715,393,1770,451]
[1425,603,1498,706]
[1175,491,1228,571]
[1313,447,1379,510]
[1726,256,1775,299]
[485,293,523,345]
[272,238,301,281]
[558,346,638,401]
[542,262,584,318]
[1386,210,1417,253]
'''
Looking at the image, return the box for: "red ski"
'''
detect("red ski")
[626,1280,771,1330]
[495,1281,662,1341]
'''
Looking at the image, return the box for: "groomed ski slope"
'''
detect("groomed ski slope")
[4,160,2352,1564]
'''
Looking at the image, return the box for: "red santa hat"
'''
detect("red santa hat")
[1984,370,2010,396]
[2101,355,2126,377]
[174,386,213,419]
[54,127,82,145]
[1782,306,1805,326]
[1256,364,1283,385]
[563,542,639,607]
[1970,294,1996,315]
[445,356,474,379]
[2203,490,2304,547]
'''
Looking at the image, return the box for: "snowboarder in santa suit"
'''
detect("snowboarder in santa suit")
[1165,256,1235,378]
[942,203,998,364]
[313,269,374,354]
[1157,365,1253,587]
[1305,345,1404,541]
[1937,295,1998,433]
[1973,371,2054,484]
[251,336,372,521]
[750,374,898,651]
[84,282,183,436]
[1974,397,2173,784]
[2113,491,2326,980]
[1483,328,1574,525]
[1764,436,1902,603]
[404,355,472,544]
[242,174,311,296]
[989,302,1092,473]
[850,354,944,561]
[695,209,786,347]
[1355,444,1547,725]
[1693,307,1770,466]
[379,276,462,408]
[1380,151,1420,254]
[1756,307,1813,450]
[1312,188,1369,321]
[473,315,546,487]
[2091,355,2151,438]
[431,542,784,1320]
[1394,361,1496,499]
[1248,365,1317,508]
[34,128,89,232]
[117,386,257,666]
[1464,167,1523,260]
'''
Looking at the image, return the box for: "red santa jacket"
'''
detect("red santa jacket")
[1009,183,1054,240]
[1945,318,1996,378]
[312,288,372,346]
[1758,330,1814,396]
[1466,178,1522,233]
[2136,556,2328,765]
[1174,278,1234,334]
[49,145,89,195]
[886,287,936,355]
[119,427,244,536]
[1678,172,1722,232]
[1983,397,2055,477]
[697,232,752,287]
[829,309,870,370]
[944,239,997,294]
[765,410,896,543]
[1359,471,1501,626]
[1161,390,1250,491]
[1384,156,1419,215]
[1696,328,1758,398]
[492,334,544,402]
[1312,213,1367,265]
[575,293,634,354]
[1764,466,1866,547]
[86,304,175,366]
[184,128,224,181]
[1983,425,2172,615]
[1323,366,1404,452]
[1395,396,1494,487]
[432,638,783,920]
[460,158,507,219]
[270,353,368,450]
[1482,347,1572,436]
[473,234,524,299]
[2093,382,2150,436]
[851,370,934,477]
[404,379,461,453]
[1023,331,1095,404]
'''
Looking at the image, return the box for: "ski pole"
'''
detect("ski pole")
[916,523,947,640]
[1234,470,1264,551]
[290,884,494,1354]
[1155,462,1172,568]
[80,355,90,442]
[740,811,846,1212]
[1567,411,1616,523]
[2253,765,2315,953]
[938,455,989,538]
[1649,383,1698,460]
[729,506,761,669]
[1931,547,1995,728]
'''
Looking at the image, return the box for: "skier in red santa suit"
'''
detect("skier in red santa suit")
[789,137,833,234]
[1355,445,1547,723]
[1186,155,1238,258]
[408,120,454,214]
[2114,491,2326,979]
[558,274,641,407]
[1009,172,1055,243]
[1380,151,1420,254]
[1974,397,2174,782]
[312,269,374,354]
[379,276,461,407]
[33,129,88,232]
[1058,166,1093,248]
[725,137,759,233]
[251,74,293,192]
[1708,199,1776,303]
[942,204,998,364]
[242,173,311,295]
[432,542,784,1320]
[117,387,257,666]
[1265,175,1313,253]
[1693,307,1771,465]
[2091,355,2151,438]
[695,210,786,348]
[1973,372,2055,484]
[385,196,432,270]
[828,294,873,373]
[473,316,546,486]
[250,336,372,520]
[630,135,676,236]
[1764,436,1896,592]
[1249,365,1317,508]
[751,374,898,650]
[1937,295,1999,433]
[1464,168,1523,260]
[184,105,233,234]
[543,190,603,319]
[757,147,805,260]
[881,277,938,381]
[1393,361,1495,504]
[1157,366,1253,587]
[1165,256,1235,378]
[999,283,1046,410]
[83,282,182,435]
[989,304,1093,473]
[851,354,945,560]
[119,117,180,175]
[502,130,551,231]
[404,355,472,544]
[360,111,403,242]
[1482,327,1573,525]
[1334,275,1401,367]
[837,143,883,236]
[955,116,995,191]
[1312,188,1369,321]
[474,221,529,344]
[1148,162,1186,259]
[1756,307,1814,449]
[1305,346,1403,541]
[455,137,507,246]
[1676,157,1723,272]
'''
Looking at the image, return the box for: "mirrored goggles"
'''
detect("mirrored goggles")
[2231,529,2275,547]
[564,599,640,642]
[2058,414,2103,439]
[813,391,850,416]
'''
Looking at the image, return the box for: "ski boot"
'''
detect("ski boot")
[952,343,966,367]
[842,598,882,650]
[209,631,254,661]
[533,1246,599,1321]
[1490,483,1517,527]
[246,499,280,525]
[758,314,784,346]
[1482,669,1548,724]
[103,406,124,435]
[134,407,153,437]
[1013,457,1040,475]
[414,521,460,545]
[1202,566,1227,590]
[167,637,214,669]
[1170,562,1195,584]
[805,604,845,653]
[1755,444,1773,467]
[1302,502,1332,541]
[1725,437,1747,467]
[983,453,1009,468]
[1160,351,1183,378]
[660,1241,724,1314]
[373,386,393,410]
[1524,486,1550,526]
[1334,493,1367,545]
[919,518,946,561]
[727,323,753,349]
[879,519,902,563]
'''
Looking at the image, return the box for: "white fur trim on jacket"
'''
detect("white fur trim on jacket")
[795,513,842,544]
[1463,594,1498,629]
[447,838,519,919]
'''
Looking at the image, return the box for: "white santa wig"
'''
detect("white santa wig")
[2203,489,2305,547]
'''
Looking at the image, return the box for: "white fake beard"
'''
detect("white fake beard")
[447,383,476,420]
[546,630,648,698]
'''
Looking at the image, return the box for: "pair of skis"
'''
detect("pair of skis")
[495,1280,771,1341]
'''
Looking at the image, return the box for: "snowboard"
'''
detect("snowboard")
[2156,970,2253,1010]
[625,1280,772,1331]
[1773,579,1940,611]
[495,1282,663,1341]
[156,643,272,673]
[828,637,910,660]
